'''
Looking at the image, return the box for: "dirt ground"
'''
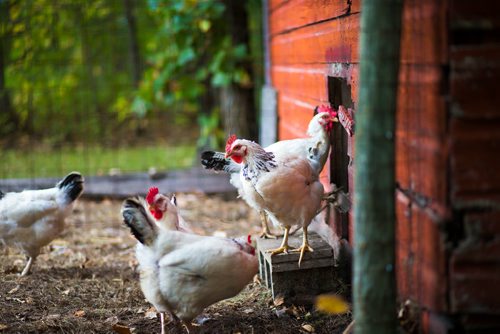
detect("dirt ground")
[0,194,351,334]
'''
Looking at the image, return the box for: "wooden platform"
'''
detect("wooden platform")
[257,231,340,305]
[0,168,235,198]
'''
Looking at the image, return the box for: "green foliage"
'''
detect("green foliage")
[0,0,259,155]
[0,0,159,145]
[133,0,252,148]
[197,108,224,149]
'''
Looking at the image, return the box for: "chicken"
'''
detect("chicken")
[201,105,337,238]
[0,172,84,276]
[145,187,193,233]
[225,135,324,266]
[121,196,258,333]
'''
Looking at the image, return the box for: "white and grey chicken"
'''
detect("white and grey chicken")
[0,172,84,276]
[121,194,257,333]
[225,135,324,266]
[201,105,338,239]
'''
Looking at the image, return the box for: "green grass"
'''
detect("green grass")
[0,144,196,179]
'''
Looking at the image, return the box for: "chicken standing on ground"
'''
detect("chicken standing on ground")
[0,172,84,276]
[201,105,338,239]
[121,194,258,333]
[225,135,324,266]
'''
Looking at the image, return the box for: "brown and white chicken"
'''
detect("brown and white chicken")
[0,172,84,275]
[121,193,257,333]
[225,134,324,266]
[201,106,338,238]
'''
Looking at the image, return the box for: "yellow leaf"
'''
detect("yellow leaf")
[198,19,211,32]
[74,310,86,317]
[315,294,350,314]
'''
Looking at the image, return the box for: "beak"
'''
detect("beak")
[148,203,155,212]
[225,151,232,159]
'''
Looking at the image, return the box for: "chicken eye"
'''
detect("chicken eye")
[233,145,241,150]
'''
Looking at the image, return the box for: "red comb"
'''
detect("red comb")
[247,234,252,244]
[146,187,159,204]
[225,134,237,154]
[317,104,337,118]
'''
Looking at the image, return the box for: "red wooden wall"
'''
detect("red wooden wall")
[268,0,500,332]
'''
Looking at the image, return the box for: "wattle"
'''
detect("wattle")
[231,155,244,164]
[150,209,163,220]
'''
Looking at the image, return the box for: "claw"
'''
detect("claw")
[290,227,313,267]
[267,244,292,255]
[265,226,291,255]
[260,231,278,239]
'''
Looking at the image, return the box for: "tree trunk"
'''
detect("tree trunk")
[0,0,19,137]
[123,0,141,88]
[219,0,257,141]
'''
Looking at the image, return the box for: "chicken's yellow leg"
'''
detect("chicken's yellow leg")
[266,226,291,255]
[291,227,314,267]
[259,211,278,239]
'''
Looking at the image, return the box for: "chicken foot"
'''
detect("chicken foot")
[266,226,291,255]
[259,211,278,239]
[20,256,34,276]
[291,227,314,267]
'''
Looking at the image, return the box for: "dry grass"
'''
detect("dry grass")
[0,195,351,333]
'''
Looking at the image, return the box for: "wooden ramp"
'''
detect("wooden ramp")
[0,168,235,198]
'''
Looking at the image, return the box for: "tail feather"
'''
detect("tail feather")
[201,151,241,174]
[121,197,158,246]
[0,190,4,200]
[57,172,84,202]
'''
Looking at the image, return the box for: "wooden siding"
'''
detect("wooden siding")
[268,0,500,331]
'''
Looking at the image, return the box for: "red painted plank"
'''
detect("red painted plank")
[269,0,287,12]
[271,63,360,107]
[272,65,330,102]
[450,238,500,313]
[397,64,447,139]
[396,199,448,312]
[451,45,500,119]
[464,211,500,238]
[270,13,360,65]
[450,119,500,207]
[451,0,500,28]
[400,0,448,65]
[269,0,356,36]
[395,137,448,210]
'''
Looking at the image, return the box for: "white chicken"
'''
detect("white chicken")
[121,195,257,333]
[225,135,324,266]
[145,187,193,233]
[0,172,84,276]
[201,105,338,238]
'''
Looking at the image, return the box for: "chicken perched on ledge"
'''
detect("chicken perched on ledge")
[121,195,257,333]
[225,135,324,266]
[0,172,84,276]
[201,105,338,239]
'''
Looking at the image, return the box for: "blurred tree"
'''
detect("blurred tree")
[123,0,142,88]
[0,0,263,152]
[0,0,159,147]
[134,0,261,150]
[0,0,21,136]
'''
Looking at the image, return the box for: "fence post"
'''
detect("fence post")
[353,0,403,333]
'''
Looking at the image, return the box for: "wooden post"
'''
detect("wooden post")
[353,0,403,333]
